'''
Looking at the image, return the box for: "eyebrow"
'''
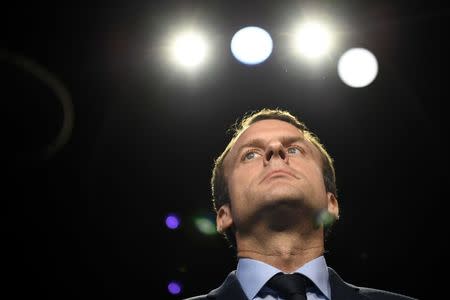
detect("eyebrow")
[236,135,307,155]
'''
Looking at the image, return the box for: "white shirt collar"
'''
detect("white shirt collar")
[236,256,331,300]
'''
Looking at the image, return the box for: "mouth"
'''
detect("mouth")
[261,169,297,183]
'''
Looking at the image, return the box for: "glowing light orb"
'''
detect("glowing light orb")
[165,213,180,230]
[230,26,273,65]
[194,217,216,235]
[294,22,332,59]
[167,281,182,295]
[338,48,378,88]
[170,32,207,68]
[315,210,337,228]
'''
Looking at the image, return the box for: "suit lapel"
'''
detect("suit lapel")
[207,271,248,300]
[329,267,370,300]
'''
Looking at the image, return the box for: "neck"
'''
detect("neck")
[235,227,325,273]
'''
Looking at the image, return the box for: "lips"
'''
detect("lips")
[261,169,297,183]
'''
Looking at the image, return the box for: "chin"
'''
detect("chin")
[263,182,303,197]
[260,191,305,205]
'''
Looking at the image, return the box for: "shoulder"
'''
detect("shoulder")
[357,286,418,300]
[328,267,417,300]
[182,296,208,300]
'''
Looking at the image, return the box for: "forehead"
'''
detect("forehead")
[235,119,303,146]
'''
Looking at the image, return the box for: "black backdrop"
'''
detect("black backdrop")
[2,1,448,299]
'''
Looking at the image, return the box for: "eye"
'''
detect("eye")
[287,146,303,155]
[242,150,261,161]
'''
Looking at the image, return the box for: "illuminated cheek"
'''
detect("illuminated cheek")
[313,172,325,188]
[227,180,238,203]
[302,166,325,189]
[229,170,253,199]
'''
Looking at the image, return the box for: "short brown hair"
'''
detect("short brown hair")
[211,108,337,248]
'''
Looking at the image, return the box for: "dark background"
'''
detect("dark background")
[2,1,448,299]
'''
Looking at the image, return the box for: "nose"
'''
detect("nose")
[264,142,287,163]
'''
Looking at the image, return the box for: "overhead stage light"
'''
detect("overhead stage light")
[230,26,273,65]
[293,21,333,60]
[338,48,378,88]
[170,31,208,69]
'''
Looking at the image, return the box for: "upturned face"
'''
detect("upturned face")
[217,119,338,233]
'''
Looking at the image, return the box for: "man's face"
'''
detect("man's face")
[217,119,338,232]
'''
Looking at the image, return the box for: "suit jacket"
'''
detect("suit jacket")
[184,268,417,300]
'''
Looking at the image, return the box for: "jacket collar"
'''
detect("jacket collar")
[328,267,370,300]
[208,271,247,300]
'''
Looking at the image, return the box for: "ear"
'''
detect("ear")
[326,192,339,220]
[216,204,234,233]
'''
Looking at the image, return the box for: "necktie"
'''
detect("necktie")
[266,272,308,300]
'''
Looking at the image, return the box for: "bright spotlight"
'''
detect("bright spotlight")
[170,32,208,68]
[230,26,273,65]
[293,22,332,59]
[338,48,378,88]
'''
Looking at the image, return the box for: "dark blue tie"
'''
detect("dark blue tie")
[266,272,308,300]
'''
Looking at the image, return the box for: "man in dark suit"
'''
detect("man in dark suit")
[185,108,416,300]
